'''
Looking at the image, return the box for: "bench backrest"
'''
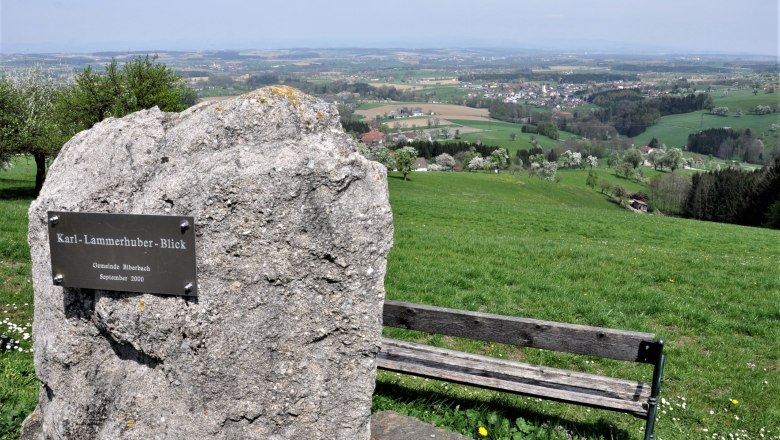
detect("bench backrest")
[383,301,661,364]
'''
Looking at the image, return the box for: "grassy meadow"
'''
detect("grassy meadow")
[376,170,780,439]
[713,89,780,114]
[450,119,576,154]
[633,89,780,148]
[2,158,780,439]
[633,111,780,149]
[0,157,37,439]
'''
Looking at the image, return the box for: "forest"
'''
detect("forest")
[684,156,780,228]
[687,128,766,163]
[587,90,710,137]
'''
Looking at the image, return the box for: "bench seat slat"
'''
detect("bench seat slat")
[378,338,650,416]
[383,301,659,363]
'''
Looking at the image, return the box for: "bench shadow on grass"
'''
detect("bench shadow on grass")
[374,378,632,440]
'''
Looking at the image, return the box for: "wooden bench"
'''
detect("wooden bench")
[378,301,666,440]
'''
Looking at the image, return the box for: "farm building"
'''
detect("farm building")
[630,199,648,212]
[360,131,386,146]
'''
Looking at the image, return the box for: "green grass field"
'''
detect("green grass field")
[449,119,577,154]
[2,159,779,439]
[377,170,780,439]
[633,111,780,149]
[423,85,470,102]
[712,89,780,112]
[633,90,780,149]
[0,158,37,439]
[356,101,424,111]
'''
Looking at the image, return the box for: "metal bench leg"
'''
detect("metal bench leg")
[644,346,665,440]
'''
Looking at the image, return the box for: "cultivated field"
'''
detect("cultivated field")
[355,103,489,121]
[416,78,460,85]
[368,82,428,91]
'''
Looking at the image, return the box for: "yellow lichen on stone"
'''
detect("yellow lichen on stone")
[267,85,300,108]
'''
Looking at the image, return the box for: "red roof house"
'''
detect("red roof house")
[360,131,386,145]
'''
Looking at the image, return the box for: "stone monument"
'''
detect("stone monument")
[24,86,393,439]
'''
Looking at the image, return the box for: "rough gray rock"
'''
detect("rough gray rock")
[25,86,394,439]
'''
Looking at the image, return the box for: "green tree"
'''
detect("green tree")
[765,201,780,229]
[607,151,621,168]
[611,184,627,201]
[370,147,395,171]
[599,179,612,194]
[1,56,195,193]
[0,69,68,193]
[586,170,599,189]
[648,149,664,170]
[58,56,196,134]
[617,161,634,179]
[647,137,659,149]
[0,77,15,167]
[703,95,715,110]
[394,146,418,180]
[664,148,684,172]
[623,148,643,169]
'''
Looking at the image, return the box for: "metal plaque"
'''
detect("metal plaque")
[47,211,197,296]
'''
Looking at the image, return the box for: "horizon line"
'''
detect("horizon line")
[1,46,778,60]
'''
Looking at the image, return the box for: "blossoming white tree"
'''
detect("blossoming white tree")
[467,156,485,171]
[489,149,509,170]
[435,153,456,170]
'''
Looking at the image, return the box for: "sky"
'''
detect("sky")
[1,0,778,56]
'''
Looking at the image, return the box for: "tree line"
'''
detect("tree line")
[586,89,711,137]
[457,71,638,83]
[611,64,733,74]
[401,139,507,160]
[0,56,196,193]
[687,128,767,164]
[683,157,780,228]
[521,122,559,140]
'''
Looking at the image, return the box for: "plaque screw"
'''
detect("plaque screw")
[184,283,193,294]
[180,220,190,232]
[49,215,59,226]
[53,274,63,285]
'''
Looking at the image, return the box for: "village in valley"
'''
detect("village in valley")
[2,42,779,440]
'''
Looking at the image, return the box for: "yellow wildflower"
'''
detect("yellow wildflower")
[126,420,134,428]
[730,399,739,405]
[478,426,488,437]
